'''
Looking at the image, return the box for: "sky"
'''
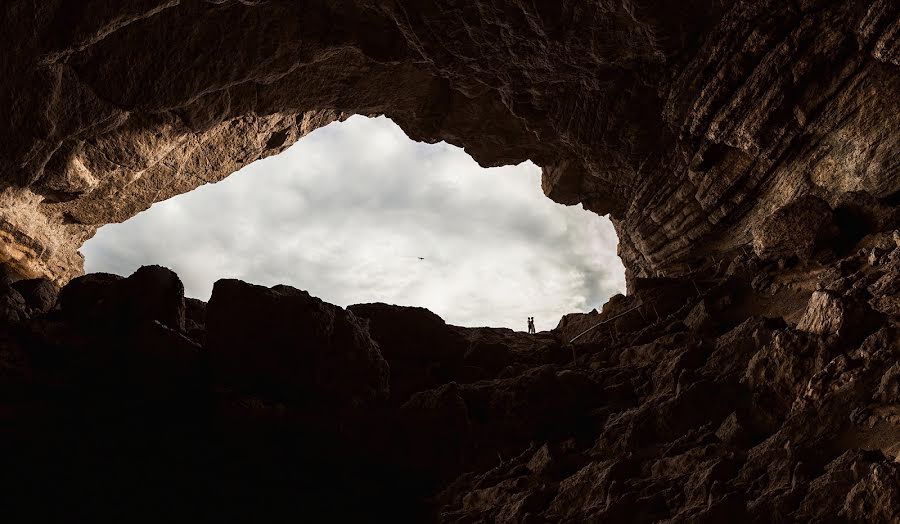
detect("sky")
[81,116,625,331]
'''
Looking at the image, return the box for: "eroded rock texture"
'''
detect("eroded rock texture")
[0,0,896,285]
[1,0,900,522]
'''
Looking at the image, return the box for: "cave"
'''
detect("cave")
[1,1,899,522]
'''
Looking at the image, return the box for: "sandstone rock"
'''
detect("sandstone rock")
[715,412,747,446]
[458,478,543,524]
[0,264,20,286]
[11,278,58,313]
[684,300,713,332]
[348,303,466,402]
[874,363,900,404]
[841,461,900,522]
[743,329,835,427]
[463,339,512,376]
[796,291,850,336]
[348,303,463,361]
[526,444,555,476]
[22,267,198,391]
[795,450,879,523]
[58,266,185,331]
[796,290,883,345]
[545,460,628,520]
[0,284,27,324]
[57,272,123,314]
[122,265,186,331]
[701,317,785,381]
[207,279,389,408]
[752,196,837,262]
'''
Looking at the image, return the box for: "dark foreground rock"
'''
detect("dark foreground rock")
[208,279,389,409]
[2,229,900,522]
[11,278,57,313]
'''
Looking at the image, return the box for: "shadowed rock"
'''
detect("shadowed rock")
[59,265,184,330]
[208,279,389,408]
[797,290,884,345]
[752,195,838,262]
[11,277,58,313]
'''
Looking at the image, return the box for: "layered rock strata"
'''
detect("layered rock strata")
[0,0,897,285]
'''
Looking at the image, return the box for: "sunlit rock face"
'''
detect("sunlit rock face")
[1,0,896,284]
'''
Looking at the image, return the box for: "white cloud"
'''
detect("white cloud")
[81,116,625,331]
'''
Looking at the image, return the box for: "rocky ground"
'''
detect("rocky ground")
[1,218,899,522]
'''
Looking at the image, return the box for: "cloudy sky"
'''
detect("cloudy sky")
[81,116,625,331]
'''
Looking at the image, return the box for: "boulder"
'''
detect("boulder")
[0,284,27,324]
[57,272,123,317]
[752,195,838,262]
[122,265,185,331]
[207,279,389,408]
[12,278,58,313]
[29,268,195,388]
[58,266,185,331]
[347,303,464,362]
[796,290,883,345]
[348,303,465,402]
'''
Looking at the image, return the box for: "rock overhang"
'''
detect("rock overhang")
[0,0,896,289]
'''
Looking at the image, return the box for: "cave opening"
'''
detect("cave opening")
[80,115,625,331]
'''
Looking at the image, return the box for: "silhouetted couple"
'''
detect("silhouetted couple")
[527,317,535,334]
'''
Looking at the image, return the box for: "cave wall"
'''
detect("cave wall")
[0,0,897,284]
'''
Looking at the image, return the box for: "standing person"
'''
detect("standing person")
[528,317,535,334]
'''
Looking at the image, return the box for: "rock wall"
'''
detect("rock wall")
[1,0,896,284]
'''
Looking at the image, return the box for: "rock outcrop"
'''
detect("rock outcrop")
[208,279,390,408]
